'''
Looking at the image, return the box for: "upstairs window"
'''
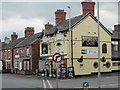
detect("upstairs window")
[26,47,30,56]
[15,49,19,55]
[102,44,107,53]
[7,50,11,59]
[20,48,24,57]
[112,41,118,52]
[42,43,48,54]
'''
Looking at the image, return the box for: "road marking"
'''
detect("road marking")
[43,79,46,88]
[47,79,53,88]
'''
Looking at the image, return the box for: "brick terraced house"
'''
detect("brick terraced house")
[1,27,42,74]
[13,28,42,74]
[112,24,120,71]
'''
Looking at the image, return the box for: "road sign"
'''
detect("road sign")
[83,82,89,87]
[52,53,62,63]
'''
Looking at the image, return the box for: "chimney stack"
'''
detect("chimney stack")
[45,22,53,30]
[11,32,18,40]
[55,9,66,24]
[114,24,120,32]
[81,0,95,16]
[25,27,34,38]
[4,37,10,44]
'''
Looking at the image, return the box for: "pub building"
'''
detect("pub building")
[38,0,112,78]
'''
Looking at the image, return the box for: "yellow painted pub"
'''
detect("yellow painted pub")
[39,0,112,77]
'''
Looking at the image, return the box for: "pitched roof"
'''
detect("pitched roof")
[2,37,25,50]
[112,30,120,39]
[15,32,42,48]
[44,12,112,36]
[45,15,83,36]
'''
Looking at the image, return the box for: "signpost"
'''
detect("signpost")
[83,82,89,90]
[52,53,62,88]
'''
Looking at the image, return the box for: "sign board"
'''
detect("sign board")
[53,53,62,63]
[61,67,67,79]
[82,36,98,47]
[15,55,20,58]
[68,67,74,78]
[82,50,98,54]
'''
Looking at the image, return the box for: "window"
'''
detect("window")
[7,50,11,59]
[15,49,19,55]
[26,48,30,56]
[20,48,24,57]
[102,44,107,53]
[6,62,11,69]
[15,61,19,69]
[24,61,30,70]
[5,50,7,59]
[42,43,48,54]
[112,41,118,52]
[24,61,26,70]
[0,51,1,59]
[19,62,22,70]
[27,61,30,70]
[57,43,62,53]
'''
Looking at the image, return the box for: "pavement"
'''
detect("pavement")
[1,72,120,89]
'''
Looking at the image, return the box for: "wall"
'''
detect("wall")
[72,15,112,75]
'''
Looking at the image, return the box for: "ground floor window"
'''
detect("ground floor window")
[15,61,19,69]
[6,62,11,69]
[19,62,22,70]
[24,61,30,70]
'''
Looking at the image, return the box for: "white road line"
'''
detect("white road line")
[43,79,46,88]
[47,79,53,88]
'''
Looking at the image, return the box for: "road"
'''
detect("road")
[1,72,120,89]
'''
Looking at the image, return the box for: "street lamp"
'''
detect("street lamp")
[67,6,72,67]
[97,0,101,88]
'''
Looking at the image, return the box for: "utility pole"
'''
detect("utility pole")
[68,6,72,67]
[97,0,101,88]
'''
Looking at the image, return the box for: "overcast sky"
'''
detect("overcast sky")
[0,0,119,41]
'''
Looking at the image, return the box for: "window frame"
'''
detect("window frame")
[102,43,107,54]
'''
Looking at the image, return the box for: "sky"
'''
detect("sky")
[0,0,119,41]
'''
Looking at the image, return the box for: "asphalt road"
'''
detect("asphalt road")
[1,72,120,89]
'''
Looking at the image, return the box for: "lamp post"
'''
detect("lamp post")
[97,0,101,88]
[67,6,72,67]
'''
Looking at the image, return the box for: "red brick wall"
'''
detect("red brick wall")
[114,25,120,32]
[25,32,34,38]
[31,40,40,72]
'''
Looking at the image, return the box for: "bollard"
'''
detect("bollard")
[83,82,89,90]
